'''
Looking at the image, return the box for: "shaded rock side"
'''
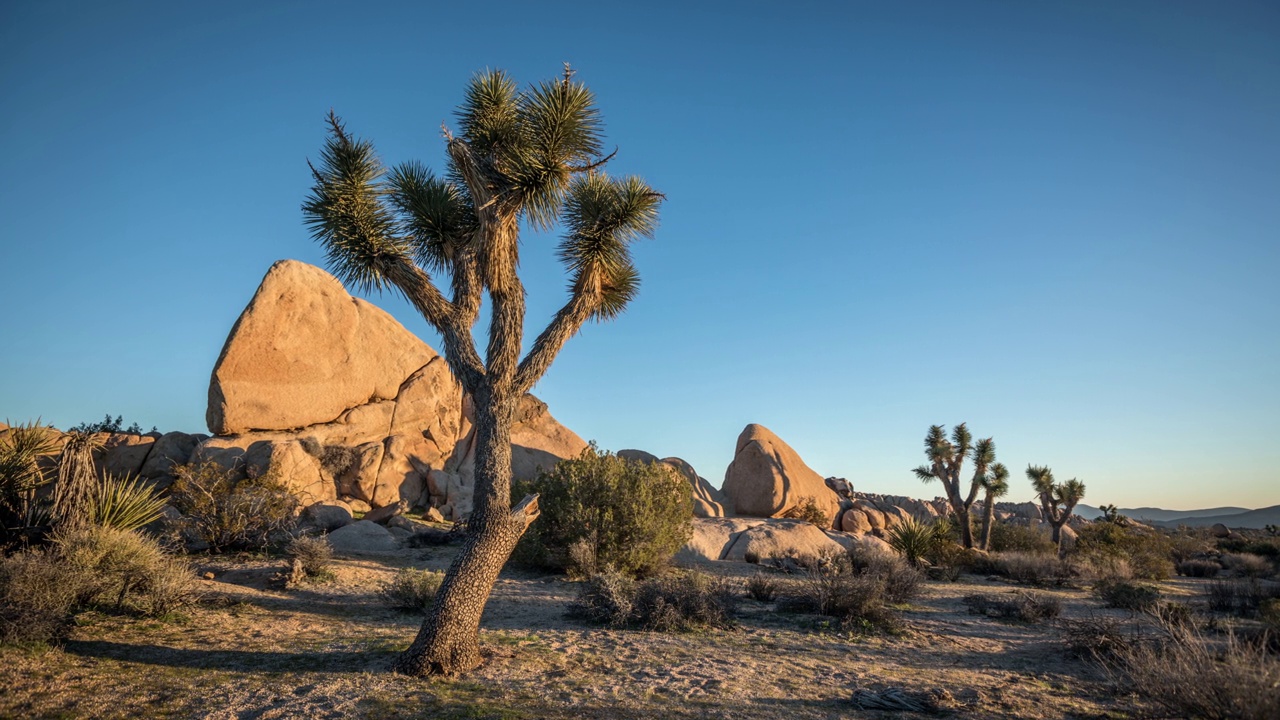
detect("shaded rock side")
[206,259,436,435]
[721,424,839,523]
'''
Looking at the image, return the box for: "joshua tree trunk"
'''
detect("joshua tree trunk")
[979,496,996,551]
[955,505,974,548]
[393,388,540,676]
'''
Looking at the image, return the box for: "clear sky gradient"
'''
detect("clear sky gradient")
[2,1,1277,510]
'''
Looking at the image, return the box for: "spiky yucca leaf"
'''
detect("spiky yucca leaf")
[0,421,60,500]
[386,160,476,272]
[87,473,166,531]
[913,465,937,482]
[983,463,1010,496]
[512,73,605,229]
[1026,465,1055,494]
[887,518,937,568]
[951,423,972,455]
[1056,478,1086,506]
[971,437,995,468]
[302,112,408,293]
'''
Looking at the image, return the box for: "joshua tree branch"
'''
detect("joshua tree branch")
[386,259,485,389]
[515,279,599,394]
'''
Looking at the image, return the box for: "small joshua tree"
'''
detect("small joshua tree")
[977,462,1009,551]
[1026,465,1085,557]
[1098,504,1126,524]
[913,424,996,549]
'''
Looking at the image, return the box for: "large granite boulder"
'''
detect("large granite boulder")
[206,260,437,435]
[618,449,727,518]
[721,424,840,523]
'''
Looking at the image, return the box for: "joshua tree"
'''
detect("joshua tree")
[303,66,662,676]
[977,462,1009,551]
[1026,465,1085,556]
[913,424,996,549]
[1098,503,1125,524]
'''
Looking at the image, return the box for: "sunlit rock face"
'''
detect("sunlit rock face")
[721,424,841,524]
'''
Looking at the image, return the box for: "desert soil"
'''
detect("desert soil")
[2,540,1181,720]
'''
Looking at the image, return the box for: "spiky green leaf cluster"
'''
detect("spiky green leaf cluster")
[87,473,166,531]
[559,173,661,320]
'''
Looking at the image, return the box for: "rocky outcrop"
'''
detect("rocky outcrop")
[193,259,585,520]
[617,449,727,518]
[721,424,839,524]
[676,517,892,565]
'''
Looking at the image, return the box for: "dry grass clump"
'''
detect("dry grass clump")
[286,534,334,578]
[571,570,738,631]
[0,547,78,644]
[1176,558,1222,578]
[1109,622,1280,720]
[963,591,1062,622]
[1222,552,1274,579]
[746,570,781,601]
[380,568,444,612]
[987,551,1074,586]
[1093,578,1161,612]
[1205,578,1280,617]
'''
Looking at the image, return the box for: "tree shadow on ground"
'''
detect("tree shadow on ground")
[62,638,396,674]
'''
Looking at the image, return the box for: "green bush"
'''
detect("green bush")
[513,446,692,578]
[86,473,166,531]
[782,496,830,527]
[380,568,443,612]
[988,522,1056,554]
[1073,522,1174,580]
[168,462,298,552]
[571,569,737,631]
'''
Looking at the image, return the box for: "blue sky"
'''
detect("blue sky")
[2,1,1277,510]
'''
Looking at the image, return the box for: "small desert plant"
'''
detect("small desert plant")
[1176,558,1221,578]
[571,569,737,631]
[69,414,146,435]
[286,534,334,578]
[963,591,1062,622]
[1059,616,1128,660]
[886,517,936,568]
[168,461,298,552]
[85,473,166,531]
[380,568,444,612]
[1206,578,1280,617]
[0,546,78,644]
[782,496,830,527]
[1094,578,1161,612]
[1222,552,1273,579]
[988,521,1057,554]
[513,446,692,578]
[746,571,781,601]
[989,551,1074,586]
[1108,621,1280,720]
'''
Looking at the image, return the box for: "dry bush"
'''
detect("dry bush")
[380,568,443,612]
[988,551,1074,586]
[286,534,334,578]
[1110,622,1280,720]
[169,462,298,552]
[777,550,920,632]
[746,571,781,601]
[782,496,831,527]
[1094,578,1162,612]
[571,570,738,631]
[1060,616,1128,660]
[963,591,1062,622]
[0,547,78,645]
[55,524,199,616]
[1177,558,1222,578]
[1223,552,1274,579]
[1206,578,1280,617]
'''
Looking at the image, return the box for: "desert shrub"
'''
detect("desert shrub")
[1073,522,1174,581]
[1109,622,1280,720]
[1168,529,1215,564]
[963,591,1061,622]
[286,535,333,578]
[1206,578,1280,617]
[0,546,78,644]
[571,570,737,631]
[782,496,830,527]
[69,414,146,435]
[1222,552,1274,579]
[513,446,691,578]
[926,540,973,581]
[168,462,298,552]
[55,524,199,615]
[1219,535,1280,558]
[989,551,1073,586]
[1176,559,1221,578]
[988,522,1056,554]
[1094,578,1161,612]
[886,518,936,569]
[777,550,920,632]
[1060,617,1127,660]
[746,571,781,601]
[380,568,443,612]
[85,473,166,531]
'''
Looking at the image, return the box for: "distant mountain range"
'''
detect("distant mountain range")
[1075,503,1278,529]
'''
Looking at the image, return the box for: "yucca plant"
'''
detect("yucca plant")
[0,421,61,547]
[53,431,102,529]
[86,474,166,532]
[304,66,662,676]
[887,518,938,568]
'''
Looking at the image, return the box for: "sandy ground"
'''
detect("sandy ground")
[1,541,1177,720]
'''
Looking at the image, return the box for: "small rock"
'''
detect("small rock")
[327,520,398,554]
[424,506,445,523]
[301,502,354,531]
[364,499,409,525]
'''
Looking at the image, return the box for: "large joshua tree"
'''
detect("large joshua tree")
[1025,465,1086,556]
[302,66,662,676]
[913,424,996,549]
[977,462,1009,551]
